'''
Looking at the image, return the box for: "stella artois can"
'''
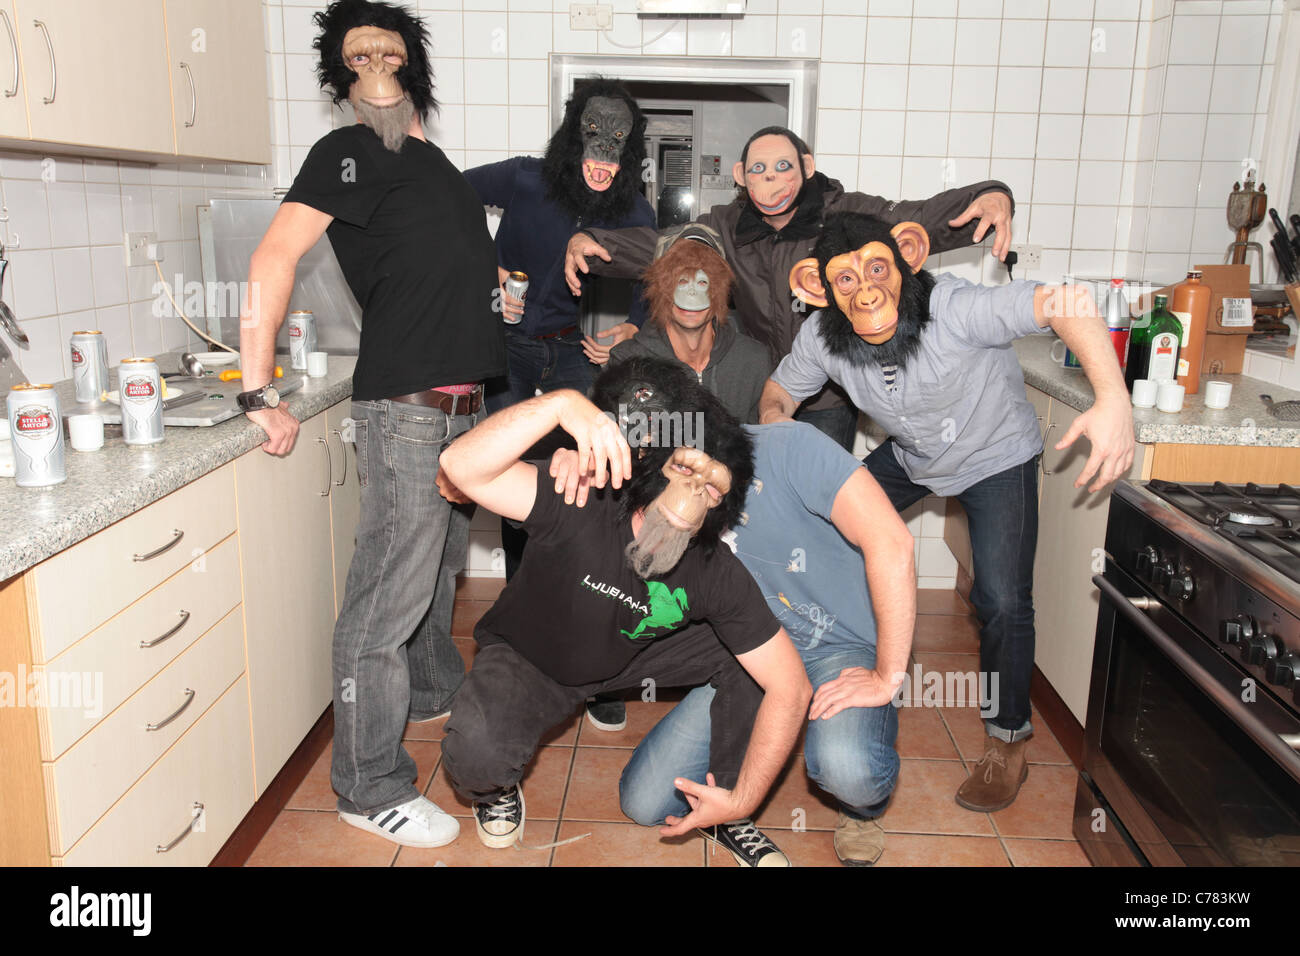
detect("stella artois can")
[70,330,110,404]
[119,358,165,446]
[7,384,66,487]
[503,271,528,325]
[287,310,316,370]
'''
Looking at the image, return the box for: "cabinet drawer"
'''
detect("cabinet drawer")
[30,464,236,661]
[38,533,241,761]
[57,676,254,867]
[46,607,245,855]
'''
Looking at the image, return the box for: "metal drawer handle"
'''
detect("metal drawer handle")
[156,802,204,853]
[145,688,195,732]
[330,429,347,487]
[140,610,191,649]
[133,529,184,562]
[1040,422,1057,475]
[1284,734,1300,751]
[179,61,196,127]
[318,436,331,496]
[33,19,54,105]
[0,11,17,97]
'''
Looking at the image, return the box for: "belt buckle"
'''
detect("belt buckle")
[451,386,481,416]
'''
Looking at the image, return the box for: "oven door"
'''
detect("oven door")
[1077,563,1300,866]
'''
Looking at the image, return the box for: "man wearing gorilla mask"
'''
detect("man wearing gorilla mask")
[437,359,810,865]
[565,126,1015,450]
[760,212,1134,812]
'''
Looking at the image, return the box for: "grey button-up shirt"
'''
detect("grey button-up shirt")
[772,274,1046,497]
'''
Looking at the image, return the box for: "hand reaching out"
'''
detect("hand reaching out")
[948,191,1013,261]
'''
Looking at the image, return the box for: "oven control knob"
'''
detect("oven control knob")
[1220,615,1255,646]
[1153,561,1175,590]
[1135,546,1159,577]
[1239,632,1282,666]
[1163,569,1195,602]
[1265,653,1300,687]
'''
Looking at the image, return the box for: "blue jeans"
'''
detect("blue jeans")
[864,440,1037,742]
[484,327,597,412]
[619,648,899,823]
[330,399,478,815]
[794,402,859,453]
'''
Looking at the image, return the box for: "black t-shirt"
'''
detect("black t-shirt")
[284,124,505,400]
[475,468,780,686]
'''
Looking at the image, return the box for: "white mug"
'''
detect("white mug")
[1156,382,1185,414]
[307,351,328,378]
[68,413,104,451]
[1131,379,1157,408]
[1203,380,1232,409]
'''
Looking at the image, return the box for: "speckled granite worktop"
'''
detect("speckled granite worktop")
[0,353,356,582]
[1015,335,1300,449]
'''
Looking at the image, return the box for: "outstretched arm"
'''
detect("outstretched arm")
[846,180,1015,260]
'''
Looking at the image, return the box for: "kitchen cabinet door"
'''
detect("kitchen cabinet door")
[327,401,361,618]
[163,0,270,164]
[15,0,174,154]
[235,411,335,796]
[0,2,27,138]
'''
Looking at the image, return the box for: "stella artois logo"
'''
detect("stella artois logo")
[14,404,54,434]
[123,376,156,400]
[289,325,302,337]
[71,345,84,366]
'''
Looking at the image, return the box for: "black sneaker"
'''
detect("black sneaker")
[701,819,791,867]
[585,697,628,732]
[473,784,525,849]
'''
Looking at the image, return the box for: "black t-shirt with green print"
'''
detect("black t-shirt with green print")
[474,467,779,686]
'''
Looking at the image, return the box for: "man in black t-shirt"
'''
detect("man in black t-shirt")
[438,361,811,865]
[238,1,504,850]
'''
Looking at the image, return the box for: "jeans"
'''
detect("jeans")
[795,402,860,453]
[484,327,597,413]
[330,399,478,815]
[619,648,899,823]
[864,440,1037,741]
[442,622,763,802]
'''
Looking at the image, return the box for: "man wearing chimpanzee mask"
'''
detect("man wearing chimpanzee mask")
[436,359,811,865]
[760,212,1134,812]
[564,126,1015,451]
[239,0,504,851]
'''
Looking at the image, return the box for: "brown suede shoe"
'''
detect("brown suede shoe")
[955,737,1029,812]
[833,812,885,867]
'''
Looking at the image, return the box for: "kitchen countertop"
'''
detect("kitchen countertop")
[0,353,356,582]
[1015,335,1300,448]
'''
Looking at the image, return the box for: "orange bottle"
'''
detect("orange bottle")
[1172,270,1210,394]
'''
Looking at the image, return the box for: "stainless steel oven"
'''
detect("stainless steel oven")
[1074,481,1300,866]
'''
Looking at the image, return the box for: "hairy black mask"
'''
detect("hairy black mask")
[313,0,438,120]
[590,357,753,555]
[542,79,647,223]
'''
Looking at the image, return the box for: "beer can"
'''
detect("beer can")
[70,330,110,404]
[503,271,528,325]
[287,310,317,370]
[119,358,165,446]
[7,384,66,487]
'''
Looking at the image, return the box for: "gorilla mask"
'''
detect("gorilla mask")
[580,97,633,192]
[543,79,648,222]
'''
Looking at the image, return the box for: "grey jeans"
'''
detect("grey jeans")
[331,398,478,816]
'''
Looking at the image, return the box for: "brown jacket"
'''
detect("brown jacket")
[584,175,1013,410]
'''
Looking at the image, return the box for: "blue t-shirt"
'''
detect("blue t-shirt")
[721,423,875,659]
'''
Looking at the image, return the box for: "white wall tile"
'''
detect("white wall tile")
[819,63,866,109]
[1168,12,1219,63]
[1149,160,1201,206]
[279,5,317,56]
[1072,204,1121,247]
[1049,0,1095,17]
[1208,64,1260,114]
[1090,20,1138,67]
[15,315,64,383]
[996,67,1043,114]
[507,11,551,59]
[90,246,128,308]
[1144,207,1196,253]
[1036,114,1083,159]
[551,12,597,53]
[863,64,909,110]
[1077,160,1124,204]
[465,58,511,104]
[1215,14,1268,64]
[1081,114,1131,161]
[508,105,549,153]
[129,300,164,360]
[731,15,777,57]
[1202,113,1253,162]
[1161,64,1213,113]
[860,110,906,154]
[817,108,863,155]
[464,105,510,150]
[284,54,324,100]
[820,16,867,62]
[428,103,466,149]
[993,159,1035,210]
[643,20,687,55]
[1196,160,1242,208]
[46,183,89,249]
[9,249,57,319]
[910,16,956,63]
[1040,67,1087,113]
[948,112,994,157]
[868,0,914,14]
[464,12,510,58]
[1026,203,1075,247]
[426,11,464,57]
[865,18,912,63]
[905,111,949,156]
[433,57,465,104]
[992,114,1039,157]
[908,65,953,111]
[858,155,903,197]
[954,18,1001,64]
[776,15,821,57]
[950,66,997,111]
[961,0,1005,15]
[1085,69,1134,114]
[901,157,952,197]
[287,99,334,146]
[1031,159,1079,204]
[507,59,547,106]
[688,19,733,56]
[1000,20,1047,66]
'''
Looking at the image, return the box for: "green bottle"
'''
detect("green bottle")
[1124,294,1182,390]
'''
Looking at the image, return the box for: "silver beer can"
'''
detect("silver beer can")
[8,383,66,487]
[70,330,110,404]
[287,310,317,370]
[503,271,528,325]
[119,357,165,446]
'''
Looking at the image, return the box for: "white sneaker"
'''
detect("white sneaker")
[339,796,460,848]
[473,784,525,849]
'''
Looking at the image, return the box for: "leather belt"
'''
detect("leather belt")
[532,324,578,340]
[388,385,483,415]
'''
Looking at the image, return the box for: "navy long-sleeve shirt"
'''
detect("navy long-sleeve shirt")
[463,157,655,336]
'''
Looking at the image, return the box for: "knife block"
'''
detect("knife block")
[1286,281,1300,319]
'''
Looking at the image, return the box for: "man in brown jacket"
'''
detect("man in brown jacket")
[565,126,1014,451]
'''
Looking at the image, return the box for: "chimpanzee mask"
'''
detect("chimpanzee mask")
[733,128,816,219]
[790,212,937,370]
[542,79,648,222]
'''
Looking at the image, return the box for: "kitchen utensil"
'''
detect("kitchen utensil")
[1260,394,1300,421]
[1272,232,1299,284]
[1203,380,1232,409]
[162,389,203,411]
[1224,177,1268,279]
[218,366,282,383]
[1289,214,1300,255]
[0,242,28,351]
[180,351,206,378]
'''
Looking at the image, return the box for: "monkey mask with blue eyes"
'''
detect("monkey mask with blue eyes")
[789,213,937,370]
[732,132,816,219]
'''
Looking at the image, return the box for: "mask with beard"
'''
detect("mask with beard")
[625,447,732,579]
[342,25,415,152]
[790,213,937,370]
[351,94,417,152]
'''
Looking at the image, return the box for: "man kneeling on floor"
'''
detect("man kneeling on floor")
[438,358,812,865]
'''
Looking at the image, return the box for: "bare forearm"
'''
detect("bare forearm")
[1040,286,1127,402]
[864,546,915,682]
[440,390,573,488]
[239,251,296,388]
[730,677,811,815]
[758,379,797,423]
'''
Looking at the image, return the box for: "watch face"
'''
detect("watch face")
[264,386,280,409]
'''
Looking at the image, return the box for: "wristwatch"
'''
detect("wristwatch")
[236,383,281,412]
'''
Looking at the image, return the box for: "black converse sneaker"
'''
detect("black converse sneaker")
[584,697,628,732]
[473,784,525,849]
[701,819,791,867]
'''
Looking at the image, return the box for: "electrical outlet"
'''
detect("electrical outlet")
[125,231,158,267]
[570,3,613,30]
[1010,244,1042,270]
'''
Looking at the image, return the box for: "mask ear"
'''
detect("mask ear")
[890,221,930,273]
[789,257,828,308]
[732,160,746,188]
[801,152,815,179]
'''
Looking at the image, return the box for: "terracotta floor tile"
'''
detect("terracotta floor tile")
[917,589,973,616]
[551,821,704,866]
[563,746,639,823]
[455,576,505,601]
[897,705,961,760]
[753,752,840,831]
[1003,837,1092,867]
[882,759,995,836]
[245,809,400,867]
[403,712,451,742]
[989,764,1079,840]
[873,833,1010,867]
[912,614,981,653]
[451,601,493,638]
[424,745,574,820]
[393,820,560,867]
[901,653,986,707]
[575,697,681,748]
[940,706,1073,767]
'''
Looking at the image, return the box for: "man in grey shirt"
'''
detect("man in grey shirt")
[761,212,1133,812]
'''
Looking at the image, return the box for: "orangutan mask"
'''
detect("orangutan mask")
[674,269,710,313]
[580,96,633,192]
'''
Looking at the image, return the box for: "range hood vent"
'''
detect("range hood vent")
[637,0,745,18]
